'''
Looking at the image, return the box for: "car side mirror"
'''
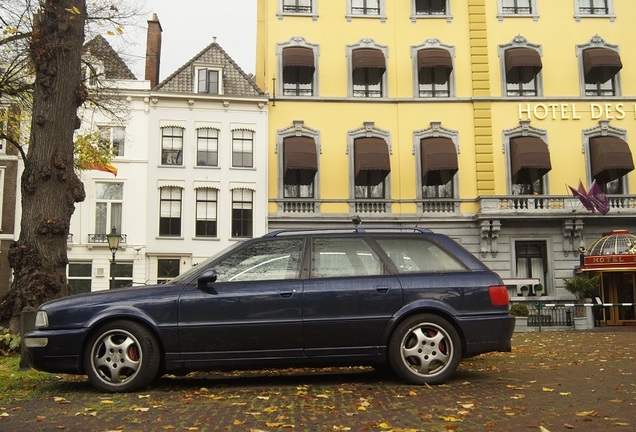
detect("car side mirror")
[197,269,218,290]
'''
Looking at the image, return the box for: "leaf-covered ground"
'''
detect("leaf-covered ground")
[1,329,634,431]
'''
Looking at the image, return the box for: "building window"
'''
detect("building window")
[95,182,123,235]
[98,126,125,157]
[353,137,390,199]
[196,128,219,166]
[577,37,622,97]
[350,47,387,98]
[515,241,547,295]
[159,187,182,237]
[283,136,317,198]
[68,262,92,294]
[351,0,381,16]
[282,46,315,96]
[232,130,254,168]
[587,135,634,194]
[195,188,218,237]
[499,37,543,97]
[282,0,312,13]
[508,136,552,195]
[416,48,453,98]
[111,262,133,289]
[502,0,532,14]
[196,68,220,94]
[415,0,446,15]
[232,189,253,238]
[157,258,180,283]
[419,137,458,198]
[576,0,610,15]
[161,127,184,166]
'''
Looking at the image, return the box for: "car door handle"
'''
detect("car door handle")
[279,289,295,298]
[375,285,390,294]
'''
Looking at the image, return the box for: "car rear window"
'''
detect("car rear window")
[375,237,468,273]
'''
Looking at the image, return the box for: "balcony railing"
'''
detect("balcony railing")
[479,195,636,216]
[88,233,128,244]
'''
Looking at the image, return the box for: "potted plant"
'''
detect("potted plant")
[509,303,529,332]
[520,285,529,296]
[534,283,544,296]
[562,275,600,329]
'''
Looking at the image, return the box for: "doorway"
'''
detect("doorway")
[601,272,636,325]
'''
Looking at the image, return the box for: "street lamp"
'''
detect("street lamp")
[106,226,120,289]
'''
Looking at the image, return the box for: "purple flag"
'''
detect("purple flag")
[568,180,595,212]
[588,181,610,215]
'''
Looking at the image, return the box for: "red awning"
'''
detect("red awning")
[510,137,552,184]
[589,136,634,183]
[505,47,542,84]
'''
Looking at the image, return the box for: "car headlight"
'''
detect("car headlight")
[34,311,49,329]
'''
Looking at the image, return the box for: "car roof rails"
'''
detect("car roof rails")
[263,226,433,237]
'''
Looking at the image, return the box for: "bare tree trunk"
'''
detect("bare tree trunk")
[0,0,87,330]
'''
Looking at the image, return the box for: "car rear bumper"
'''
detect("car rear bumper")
[24,328,86,374]
[458,314,515,357]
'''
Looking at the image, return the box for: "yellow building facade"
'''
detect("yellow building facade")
[256,0,636,323]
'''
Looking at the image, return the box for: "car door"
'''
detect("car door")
[177,238,305,365]
[302,236,402,357]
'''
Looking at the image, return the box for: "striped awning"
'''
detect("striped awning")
[352,48,386,72]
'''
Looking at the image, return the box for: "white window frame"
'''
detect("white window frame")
[346,40,389,99]
[502,120,550,195]
[196,127,219,167]
[278,0,318,20]
[497,0,539,21]
[498,36,543,98]
[98,125,125,157]
[574,0,615,22]
[194,187,219,238]
[231,129,255,168]
[413,122,460,205]
[576,35,622,97]
[67,261,93,294]
[410,0,452,23]
[411,39,456,98]
[161,126,184,166]
[276,120,321,202]
[194,66,223,95]
[346,0,386,22]
[277,37,320,98]
[94,181,124,235]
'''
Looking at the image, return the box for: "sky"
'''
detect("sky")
[117,0,257,82]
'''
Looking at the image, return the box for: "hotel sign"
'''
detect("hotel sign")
[518,103,634,121]
[583,254,636,268]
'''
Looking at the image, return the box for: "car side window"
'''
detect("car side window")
[311,237,385,278]
[375,237,467,273]
[213,239,304,282]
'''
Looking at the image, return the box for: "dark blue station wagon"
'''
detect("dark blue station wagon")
[25,227,514,392]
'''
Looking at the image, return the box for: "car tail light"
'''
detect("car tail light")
[488,285,510,306]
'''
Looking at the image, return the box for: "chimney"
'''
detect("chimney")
[145,13,162,88]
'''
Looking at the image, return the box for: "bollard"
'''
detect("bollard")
[535,302,543,332]
[19,306,36,371]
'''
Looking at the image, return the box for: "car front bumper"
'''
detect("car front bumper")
[25,328,87,374]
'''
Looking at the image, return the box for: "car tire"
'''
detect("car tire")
[388,314,461,385]
[84,320,160,392]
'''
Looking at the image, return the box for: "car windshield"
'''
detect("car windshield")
[166,241,244,284]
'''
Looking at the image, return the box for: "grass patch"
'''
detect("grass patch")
[0,354,58,402]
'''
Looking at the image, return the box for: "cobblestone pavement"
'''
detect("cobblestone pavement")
[1,329,634,432]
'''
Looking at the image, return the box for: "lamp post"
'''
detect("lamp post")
[106,226,120,289]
